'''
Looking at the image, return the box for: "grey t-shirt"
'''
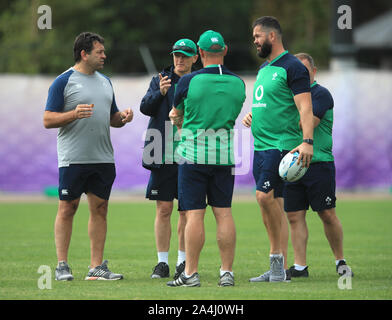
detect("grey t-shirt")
[45,68,119,167]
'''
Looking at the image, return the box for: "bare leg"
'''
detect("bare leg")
[256,190,282,254]
[87,193,109,268]
[318,208,344,260]
[276,197,289,269]
[212,207,236,272]
[177,210,186,252]
[287,210,308,266]
[184,209,206,275]
[154,201,173,253]
[54,198,80,263]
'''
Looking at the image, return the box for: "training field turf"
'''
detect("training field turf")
[0,198,391,300]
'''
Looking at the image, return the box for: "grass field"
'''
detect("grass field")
[0,198,391,300]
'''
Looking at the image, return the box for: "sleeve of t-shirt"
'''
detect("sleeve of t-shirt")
[45,70,73,112]
[103,76,119,115]
[287,61,311,96]
[110,93,119,115]
[313,87,334,119]
[173,74,192,110]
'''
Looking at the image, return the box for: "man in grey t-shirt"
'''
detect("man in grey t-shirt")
[44,32,133,281]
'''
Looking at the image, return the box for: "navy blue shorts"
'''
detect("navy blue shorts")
[253,150,288,198]
[283,161,336,212]
[58,163,116,201]
[178,163,234,210]
[146,164,178,201]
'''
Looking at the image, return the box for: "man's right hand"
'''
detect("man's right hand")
[74,104,94,119]
[290,142,313,168]
[159,73,171,96]
[242,112,252,128]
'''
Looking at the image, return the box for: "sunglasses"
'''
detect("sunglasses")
[172,45,196,54]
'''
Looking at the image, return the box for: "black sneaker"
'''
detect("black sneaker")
[336,260,354,277]
[173,261,185,280]
[288,265,309,278]
[151,262,170,279]
[285,269,292,282]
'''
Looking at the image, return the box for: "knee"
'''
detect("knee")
[287,211,304,225]
[58,201,78,219]
[178,211,186,223]
[256,190,274,207]
[157,202,173,220]
[91,201,109,219]
[318,209,337,225]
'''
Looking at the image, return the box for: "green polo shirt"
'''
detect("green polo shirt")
[173,64,246,165]
[251,51,311,151]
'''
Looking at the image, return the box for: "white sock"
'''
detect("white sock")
[336,259,345,266]
[220,269,234,277]
[294,264,307,271]
[184,272,193,278]
[157,252,169,265]
[177,250,186,266]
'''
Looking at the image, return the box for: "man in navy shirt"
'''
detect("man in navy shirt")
[284,53,353,278]
[140,39,198,280]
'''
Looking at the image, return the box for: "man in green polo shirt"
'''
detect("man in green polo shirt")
[246,16,314,282]
[167,30,246,287]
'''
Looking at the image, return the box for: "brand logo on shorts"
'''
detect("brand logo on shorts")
[325,196,332,205]
[262,181,271,189]
[151,190,158,195]
[61,189,69,196]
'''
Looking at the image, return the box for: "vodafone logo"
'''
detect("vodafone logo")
[255,85,264,101]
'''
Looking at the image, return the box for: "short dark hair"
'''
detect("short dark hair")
[73,32,104,62]
[295,52,315,69]
[252,16,282,35]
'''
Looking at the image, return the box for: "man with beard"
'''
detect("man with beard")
[243,16,314,282]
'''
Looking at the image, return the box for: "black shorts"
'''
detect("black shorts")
[283,161,336,212]
[253,149,288,198]
[146,164,179,201]
[178,163,234,211]
[58,163,116,201]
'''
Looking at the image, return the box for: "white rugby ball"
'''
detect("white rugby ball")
[279,152,308,182]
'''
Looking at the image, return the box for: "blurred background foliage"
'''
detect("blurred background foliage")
[0,0,390,75]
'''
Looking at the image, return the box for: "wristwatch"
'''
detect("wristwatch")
[303,139,314,145]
